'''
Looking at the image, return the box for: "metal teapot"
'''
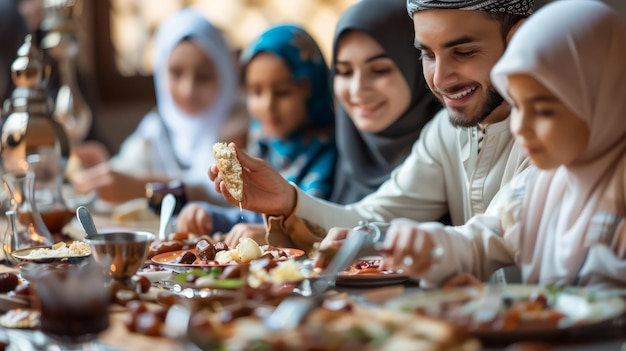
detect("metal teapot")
[0,33,70,175]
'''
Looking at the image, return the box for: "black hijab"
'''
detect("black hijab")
[329,0,441,204]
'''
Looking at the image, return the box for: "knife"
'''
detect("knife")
[264,228,369,330]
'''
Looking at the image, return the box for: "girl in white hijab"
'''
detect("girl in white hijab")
[73,9,242,206]
[378,0,626,288]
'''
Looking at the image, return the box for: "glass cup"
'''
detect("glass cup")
[29,261,110,350]
[145,180,187,215]
[28,151,75,234]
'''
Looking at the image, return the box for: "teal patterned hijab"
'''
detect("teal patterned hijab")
[241,24,334,129]
[241,25,337,200]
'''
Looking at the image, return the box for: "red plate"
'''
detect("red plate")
[150,248,305,268]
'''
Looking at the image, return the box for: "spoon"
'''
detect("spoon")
[158,193,176,242]
[76,206,98,239]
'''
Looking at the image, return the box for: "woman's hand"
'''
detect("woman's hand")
[209,143,296,217]
[381,218,436,277]
[224,223,267,248]
[176,203,213,235]
[71,163,147,203]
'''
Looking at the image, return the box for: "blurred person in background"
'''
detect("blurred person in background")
[72,9,246,206]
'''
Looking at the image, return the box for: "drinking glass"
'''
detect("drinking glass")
[29,261,110,350]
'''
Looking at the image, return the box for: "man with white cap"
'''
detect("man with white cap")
[209,0,534,282]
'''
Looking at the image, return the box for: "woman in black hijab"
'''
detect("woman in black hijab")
[329,0,441,204]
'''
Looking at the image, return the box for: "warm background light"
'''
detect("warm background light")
[110,0,359,76]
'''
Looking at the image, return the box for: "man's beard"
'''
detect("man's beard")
[445,86,504,128]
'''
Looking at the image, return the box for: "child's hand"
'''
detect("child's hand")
[209,143,297,217]
[381,218,437,277]
[176,204,213,235]
[224,223,267,248]
[73,141,110,168]
[71,163,146,202]
[312,227,350,269]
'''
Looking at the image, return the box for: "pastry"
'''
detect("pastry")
[212,142,243,202]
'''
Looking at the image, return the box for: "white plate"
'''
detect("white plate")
[136,269,173,283]
[11,246,90,264]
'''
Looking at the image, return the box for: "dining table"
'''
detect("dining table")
[0,198,625,351]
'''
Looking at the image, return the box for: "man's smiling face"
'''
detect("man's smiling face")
[414,9,509,128]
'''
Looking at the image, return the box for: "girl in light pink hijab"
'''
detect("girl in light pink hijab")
[378,0,626,288]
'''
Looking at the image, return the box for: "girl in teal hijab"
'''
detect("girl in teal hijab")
[176,25,336,245]
[241,24,336,198]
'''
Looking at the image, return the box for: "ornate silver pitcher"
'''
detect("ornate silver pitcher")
[0,33,70,176]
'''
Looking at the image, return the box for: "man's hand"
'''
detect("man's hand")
[209,143,297,217]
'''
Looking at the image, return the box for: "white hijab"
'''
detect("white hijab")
[491,0,626,284]
[152,8,237,170]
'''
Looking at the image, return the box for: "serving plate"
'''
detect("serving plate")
[334,256,408,286]
[151,248,305,268]
[11,245,90,264]
[384,284,626,344]
[335,271,408,287]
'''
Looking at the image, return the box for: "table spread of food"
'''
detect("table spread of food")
[0,219,625,351]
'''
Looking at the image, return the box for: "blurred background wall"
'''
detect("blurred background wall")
[3,0,624,155]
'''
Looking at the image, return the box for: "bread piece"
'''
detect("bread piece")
[213,142,243,202]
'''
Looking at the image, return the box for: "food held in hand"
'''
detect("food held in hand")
[212,142,243,202]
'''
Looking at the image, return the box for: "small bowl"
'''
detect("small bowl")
[83,231,155,283]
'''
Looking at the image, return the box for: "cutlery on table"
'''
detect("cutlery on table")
[76,206,99,239]
[264,228,370,330]
[158,193,176,242]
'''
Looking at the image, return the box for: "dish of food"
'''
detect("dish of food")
[185,296,481,351]
[151,247,305,268]
[335,256,408,286]
[384,284,626,343]
[11,242,91,263]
